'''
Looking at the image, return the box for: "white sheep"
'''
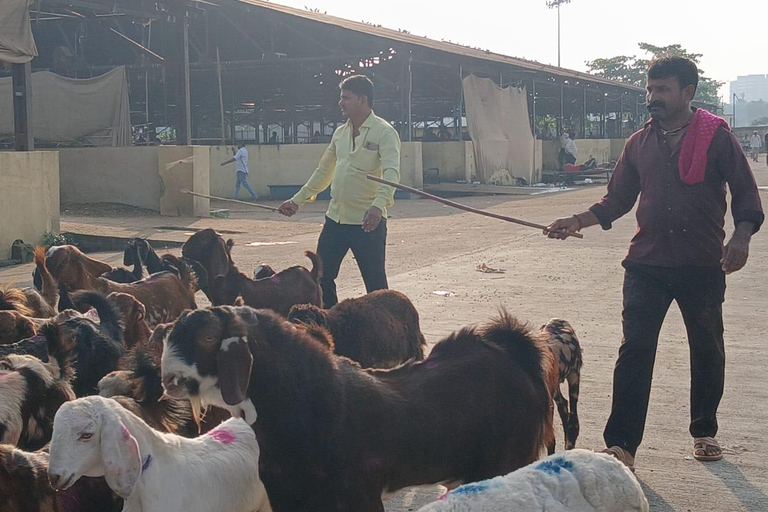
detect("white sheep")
[47,395,271,512]
[417,449,649,512]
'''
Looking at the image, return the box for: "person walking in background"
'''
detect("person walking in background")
[221,142,258,201]
[750,130,762,162]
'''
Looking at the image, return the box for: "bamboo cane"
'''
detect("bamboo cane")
[366,175,583,239]
[180,189,278,212]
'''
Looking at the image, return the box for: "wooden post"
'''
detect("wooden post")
[216,47,226,145]
[12,62,34,151]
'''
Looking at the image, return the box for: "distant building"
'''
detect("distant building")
[730,74,768,102]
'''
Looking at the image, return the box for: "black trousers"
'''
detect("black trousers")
[316,216,388,307]
[603,262,726,456]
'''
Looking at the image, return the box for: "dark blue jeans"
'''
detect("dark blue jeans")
[316,216,388,307]
[603,262,726,456]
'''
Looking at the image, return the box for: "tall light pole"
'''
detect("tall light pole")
[546,0,571,67]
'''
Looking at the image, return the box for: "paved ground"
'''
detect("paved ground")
[2,160,767,511]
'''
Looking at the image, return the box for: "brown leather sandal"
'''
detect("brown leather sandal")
[693,437,723,461]
[601,446,636,473]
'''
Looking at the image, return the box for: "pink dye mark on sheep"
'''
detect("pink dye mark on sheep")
[270,275,281,284]
[120,426,131,440]
[208,427,236,444]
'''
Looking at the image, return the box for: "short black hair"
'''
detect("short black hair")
[647,56,699,93]
[340,75,374,107]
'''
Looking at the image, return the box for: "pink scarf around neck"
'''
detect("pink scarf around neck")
[677,108,729,185]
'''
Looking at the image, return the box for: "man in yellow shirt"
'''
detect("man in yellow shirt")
[278,75,401,307]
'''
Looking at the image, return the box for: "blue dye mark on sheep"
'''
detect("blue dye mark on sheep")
[142,454,153,472]
[535,456,574,475]
[451,481,493,496]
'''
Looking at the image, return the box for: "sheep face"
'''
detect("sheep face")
[49,397,141,499]
[161,307,255,423]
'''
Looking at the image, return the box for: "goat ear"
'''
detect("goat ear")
[100,410,141,499]
[217,336,253,406]
[210,238,231,280]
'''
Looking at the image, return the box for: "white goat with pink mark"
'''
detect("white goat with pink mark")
[47,395,271,512]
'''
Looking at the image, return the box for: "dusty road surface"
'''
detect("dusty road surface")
[2,160,766,511]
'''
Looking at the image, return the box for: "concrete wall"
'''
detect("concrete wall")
[158,146,210,217]
[58,146,209,217]
[59,147,162,211]
[210,143,423,199]
[0,151,60,260]
[610,139,628,161]
[541,139,626,170]
[422,141,474,183]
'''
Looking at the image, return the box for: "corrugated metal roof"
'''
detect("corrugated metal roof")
[233,0,644,93]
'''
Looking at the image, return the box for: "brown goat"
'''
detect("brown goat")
[181,228,233,297]
[288,289,426,368]
[0,309,97,346]
[33,247,58,308]
[43,245,112,292]
[0,286,56,320]
[69,290,151,351]
[182,228,322,314]
[0,311,37,345]
[91,262,197,328]
[161,306,553,512]
[212,250,322,315]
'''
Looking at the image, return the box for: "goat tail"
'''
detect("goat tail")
[72,291,124,344]
[304,250,323,283]
[34,246,59,308]
[479,308,555,460]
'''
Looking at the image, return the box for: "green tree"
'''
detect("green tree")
[752,117,768,126]
[586,43,723,104]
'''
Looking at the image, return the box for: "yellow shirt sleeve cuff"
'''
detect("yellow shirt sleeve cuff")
[371,195,391,212]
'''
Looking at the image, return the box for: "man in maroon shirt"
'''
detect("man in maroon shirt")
[545,57,764,471]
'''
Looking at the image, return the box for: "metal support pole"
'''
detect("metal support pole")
[456,65,464,141]
[12,62,34,151]
[176,13,192,145]
[559,83,564,136]
[216,47,226,144]
[620,94,624,138]
[583,87,587,137]
[532,79,537,134]
[407,54,413,142]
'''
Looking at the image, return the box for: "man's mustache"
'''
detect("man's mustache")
[647,102,666,110]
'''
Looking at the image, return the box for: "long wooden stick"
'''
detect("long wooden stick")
[180,189,278,212]
[366,175,583,239]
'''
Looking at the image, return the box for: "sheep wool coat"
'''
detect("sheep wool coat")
[418,449,649,512]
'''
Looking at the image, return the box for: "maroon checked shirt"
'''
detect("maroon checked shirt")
[590,118,764,268]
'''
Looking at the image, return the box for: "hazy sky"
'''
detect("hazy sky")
[276,0,765,99]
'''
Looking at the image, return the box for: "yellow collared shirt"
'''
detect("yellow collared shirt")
[292,111,401,225]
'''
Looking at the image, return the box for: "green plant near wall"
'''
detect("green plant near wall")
[42,231,72,247]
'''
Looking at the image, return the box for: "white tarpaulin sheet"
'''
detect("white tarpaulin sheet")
[462,75,535,184]
[0,0,38,64]
[0,67,132,146]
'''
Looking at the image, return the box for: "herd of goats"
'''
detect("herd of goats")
[0,229,650,511]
